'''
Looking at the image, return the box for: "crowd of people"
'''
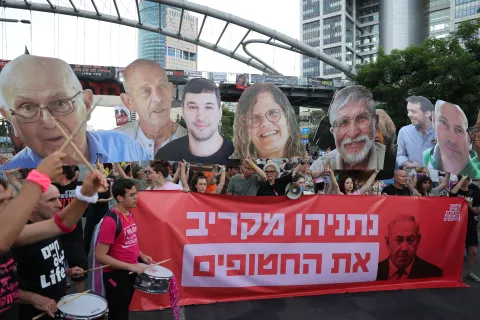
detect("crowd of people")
[0,151,479,319]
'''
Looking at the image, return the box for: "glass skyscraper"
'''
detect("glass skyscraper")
[301,0,480,79]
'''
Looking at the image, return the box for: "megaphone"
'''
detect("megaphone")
[285,182,303,200]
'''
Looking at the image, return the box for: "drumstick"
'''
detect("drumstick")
[51,117,96,173]
[58,102,99,153]
[129,258,172,274]
[82,264,110,274]
[32,289,92,320]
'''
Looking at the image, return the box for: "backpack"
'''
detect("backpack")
[104,210,126,239]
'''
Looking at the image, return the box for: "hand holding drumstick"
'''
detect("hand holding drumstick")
[128,258,172,275]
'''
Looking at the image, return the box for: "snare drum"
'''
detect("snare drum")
[133,264,173,294]
[56,293,108,319]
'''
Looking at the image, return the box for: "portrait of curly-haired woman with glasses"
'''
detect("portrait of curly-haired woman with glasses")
[232,83,305,160]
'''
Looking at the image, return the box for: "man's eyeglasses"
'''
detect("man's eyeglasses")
[468,126,479,141]
[10,92,82,124]
[333,111,373,135]
[126,193,138,198]
[245,109,283,128]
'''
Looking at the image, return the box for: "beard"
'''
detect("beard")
[338,134,374,166]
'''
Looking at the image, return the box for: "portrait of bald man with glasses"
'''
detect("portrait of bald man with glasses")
[0,54,150,169]
[321,85,386,170]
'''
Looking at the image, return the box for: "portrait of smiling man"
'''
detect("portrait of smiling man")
[155,78,234,164]
[117,59,187,158]
[321,85,386,170]
[0,54,150,170]
[423,100,480,177]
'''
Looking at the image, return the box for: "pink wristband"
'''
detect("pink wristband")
[26,170,51,193]
[54,212,77,233]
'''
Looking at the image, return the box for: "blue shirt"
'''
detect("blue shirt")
[396,124,436,167]
[0,131,151,170]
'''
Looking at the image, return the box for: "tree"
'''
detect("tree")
[220,106,235,141]
[353,19,480,128]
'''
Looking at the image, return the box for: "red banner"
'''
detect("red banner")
[130,192,468,311]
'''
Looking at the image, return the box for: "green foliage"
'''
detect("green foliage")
[221,107,235,140]
[354,19,480,128]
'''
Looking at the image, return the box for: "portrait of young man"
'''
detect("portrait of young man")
[154,78,234,165]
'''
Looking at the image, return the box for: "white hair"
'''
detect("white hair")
[264,163,280,175]
[329,85,376,126]
[435,100,468,130]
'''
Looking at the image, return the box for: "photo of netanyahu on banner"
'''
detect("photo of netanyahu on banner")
[376,215,443,281]
[0,54,151,170]
[321,85,386,170]
[154,78,234,164]
[423,100,480,178]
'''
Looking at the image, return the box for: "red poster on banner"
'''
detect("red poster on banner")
[130,192,468,311]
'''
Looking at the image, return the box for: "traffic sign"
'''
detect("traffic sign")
[301,138,309,145]
[301,127,309,138]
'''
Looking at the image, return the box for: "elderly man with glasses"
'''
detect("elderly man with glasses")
[321,85,385,170]
[0,55,151,170]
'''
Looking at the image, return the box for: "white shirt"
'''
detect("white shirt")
[116,120,188,159]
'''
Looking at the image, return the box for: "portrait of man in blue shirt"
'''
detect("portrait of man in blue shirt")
[0,54,151,169]
[396,96,436,169]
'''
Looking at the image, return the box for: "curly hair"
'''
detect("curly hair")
[233,83,304,159]
[415,175,433,196]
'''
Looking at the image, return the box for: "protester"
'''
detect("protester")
[95,179,154,320]
[14,173,106,319]
[0,152,107,319]
[382,170,413,196]
[450,175,480,282]
[227,159,266,196]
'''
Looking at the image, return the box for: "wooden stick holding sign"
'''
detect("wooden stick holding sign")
[51,117,96,173]
[32,289,92,320]
[58,102,99,153]
[128,258,172,275]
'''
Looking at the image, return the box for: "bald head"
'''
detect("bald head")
[123,59,169,94]
[33,184,62,221]
[0,54,93,161]
[0,55,81,111]
[435,100,468,131]
[394,170,408,186]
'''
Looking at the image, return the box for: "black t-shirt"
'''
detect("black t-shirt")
[12,222,67,319]
[54,180,83,209]
[155,135,235,165]
[382,184,412,196]
[257,174,293,196]
[0,251,19,319]
[450,188,480,231]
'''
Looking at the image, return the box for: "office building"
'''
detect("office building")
[138,1,198,70]
[301,0,480,79]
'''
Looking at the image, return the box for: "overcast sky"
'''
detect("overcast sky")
[0,0,301,129]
